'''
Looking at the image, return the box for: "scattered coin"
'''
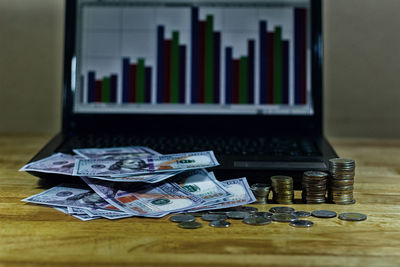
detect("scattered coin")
[269,206,295,214]
[169,214,195,223]
[202,214,228,221]
[293,211,311,217]
[289,220,314,228]
[243,216,272,225]
[210,220,231,228]
[186,212,207,217]
[311,210,337,218]
[271,213,297,222]
[253,212,273,218]
[338,212,367,221]
[178,221,202,229]
[233,206,259,213]
[226,211,250,219]
[335,199,356,205]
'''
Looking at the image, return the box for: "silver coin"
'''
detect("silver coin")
[243,216,271,225]
[226,211,250,219]
[269,206,295,214]
[207,211,228,215]
[289,220,314,228]
[293,211,311,217]
[271,213,297,222]
[253,212,273,218]
[178,221,202,229]
[333,199,356,205]
[185,212,206,217]
[338,212,367,221]
[209,220,231,228]
[202,214,227,221]
[234,206,259,213]
[311,210,337,218]
[169,214,196,223]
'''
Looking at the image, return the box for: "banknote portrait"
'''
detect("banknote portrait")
[108,158,149,171]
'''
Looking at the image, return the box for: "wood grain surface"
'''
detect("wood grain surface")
[1,134,400,266]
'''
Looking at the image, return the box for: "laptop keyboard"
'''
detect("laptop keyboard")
[57,134,320,158]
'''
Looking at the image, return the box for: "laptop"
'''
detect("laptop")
[28,0,337,188]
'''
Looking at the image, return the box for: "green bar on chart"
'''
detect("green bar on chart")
[102,77,110,103]
[136,58,145,103]
[205,15,214,103]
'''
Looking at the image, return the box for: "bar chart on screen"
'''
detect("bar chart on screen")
[75,1,312,115]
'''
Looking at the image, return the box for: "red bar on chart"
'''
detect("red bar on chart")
[129,64,137,103]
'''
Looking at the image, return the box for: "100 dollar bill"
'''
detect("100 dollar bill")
[73,151,219,176]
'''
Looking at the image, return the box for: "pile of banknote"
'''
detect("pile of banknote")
[20,146,256,220]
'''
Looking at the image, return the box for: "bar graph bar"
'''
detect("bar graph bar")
[295,8,307,105]
[129,63,137,102]
[110,74,117,103]
[266,32,274,104]
[94,80,102,102]
[213,32,221,104]
[88,71,95,103]
[225,47,233,104]
[179,45,186,103]
[274,26,282,104]
[247,40,255,104]
[102,77,110,103]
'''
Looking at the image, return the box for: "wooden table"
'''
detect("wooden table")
[1,134,400,266]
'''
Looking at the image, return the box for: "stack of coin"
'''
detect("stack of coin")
[328,158,355,204]
[250,183,270,204]
[301,171,328,204]
[270,176,294,204]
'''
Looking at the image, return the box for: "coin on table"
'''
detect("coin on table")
[269,206,295,214]
[234,206,259,213]
[334,199,356,205]
[169,214,195,223]
[311,210,337,218]
[226,211,250,219]
[338,212,367,221]
[243,216,271,225]
[253,212,273,218]
[178,221,202,229]
[186,212,207,217]
[209,220,231,228]
[271,213,297,222]
[293,211,311,218]
[208,211,229,214]
[289,220,314,228]
[202,214,228,221]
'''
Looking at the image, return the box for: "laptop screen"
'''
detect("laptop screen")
[72,0,313,116]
